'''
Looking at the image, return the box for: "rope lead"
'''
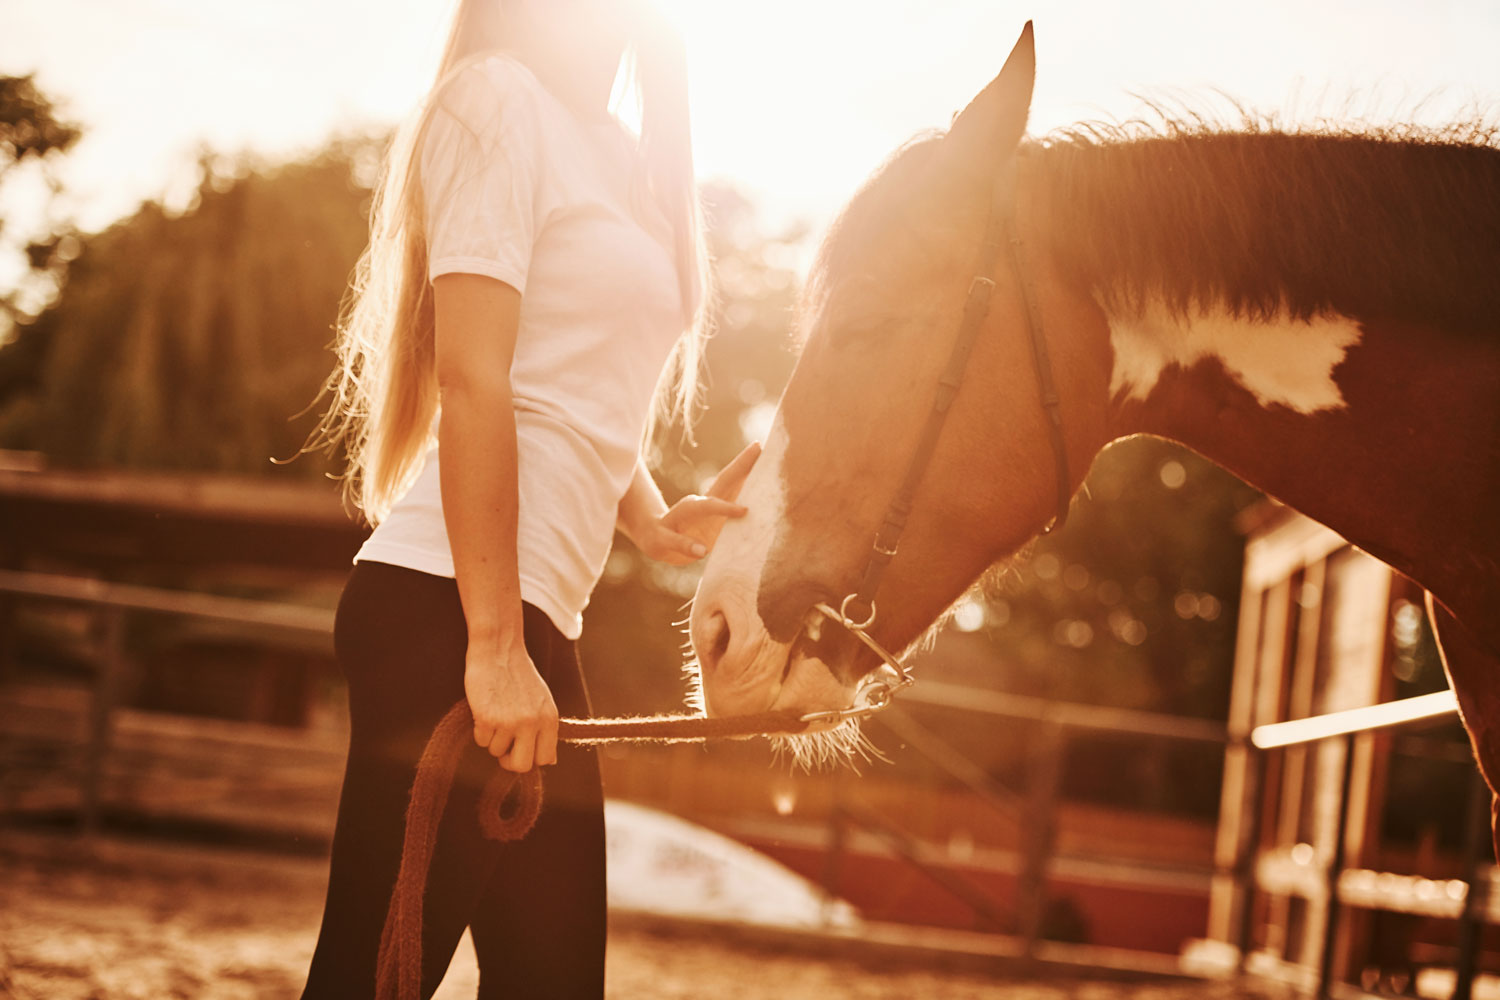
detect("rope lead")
[375,700,813,1000]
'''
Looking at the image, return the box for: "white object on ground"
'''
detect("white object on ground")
[605,799,861,930]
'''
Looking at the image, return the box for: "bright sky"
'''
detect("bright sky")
[3,0,1499,293]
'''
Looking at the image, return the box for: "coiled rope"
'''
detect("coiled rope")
[375,700,811,1000]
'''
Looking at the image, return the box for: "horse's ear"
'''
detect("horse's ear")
[944,21,1035,172]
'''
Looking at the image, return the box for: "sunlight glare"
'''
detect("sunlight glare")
[951,599,985,633]
[649,0,1008,225]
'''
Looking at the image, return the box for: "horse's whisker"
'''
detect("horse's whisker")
[679,653,707,715]
[770,719,886,774]
[676,612,880,770]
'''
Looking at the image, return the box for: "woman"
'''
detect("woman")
[297,1,756,995]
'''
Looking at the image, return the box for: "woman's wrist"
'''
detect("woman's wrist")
[617,502,659,548]
[617,464,668,546]
[466,611,527,652]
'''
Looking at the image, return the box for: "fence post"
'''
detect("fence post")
[1316,733,1356,999]
[1234,741,1266,968]
[81,606,125,836]
[1451,768,1491,1000]
[0,590,15,687]
[1018,719,1064,959]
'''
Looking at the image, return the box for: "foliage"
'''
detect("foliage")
[906,439,1262,816]
[0,138,377,475]
[0,74,82,172]
[0,73,85,339]
[953,438,1261,719]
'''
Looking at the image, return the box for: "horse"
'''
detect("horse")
[688,22,1500,846]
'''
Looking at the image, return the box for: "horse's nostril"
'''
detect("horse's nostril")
[698,610,732,678]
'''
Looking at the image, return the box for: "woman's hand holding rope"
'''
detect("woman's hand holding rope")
[465,441,760,773]
[465,634,559,773]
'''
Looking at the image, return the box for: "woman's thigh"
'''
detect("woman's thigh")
[305,561,478,996]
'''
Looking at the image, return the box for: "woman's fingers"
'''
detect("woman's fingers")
[477,721,560,770]
[499,727,536,773]
[485,728,513,758]
[464,639,563,770]
[537,717,560,767]
[706,441,761,502]
[649,495,752,565]
[664,530,707,562]
[682,496,748,519]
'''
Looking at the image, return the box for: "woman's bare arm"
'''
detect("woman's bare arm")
[433,272,558,772]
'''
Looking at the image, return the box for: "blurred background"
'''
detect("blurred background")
[1,2,1496,997]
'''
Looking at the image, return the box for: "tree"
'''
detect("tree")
[906,439,1263,816]
[0,73,84,338]
[0,74,80,171]
[0,137,377,473]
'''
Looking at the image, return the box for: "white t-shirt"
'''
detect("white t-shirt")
[353,53,684,639]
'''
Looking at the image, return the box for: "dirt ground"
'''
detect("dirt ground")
[0,830,1292,1000]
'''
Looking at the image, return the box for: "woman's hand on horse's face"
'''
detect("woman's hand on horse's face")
[641,442,760,566]
[464,636,560,772]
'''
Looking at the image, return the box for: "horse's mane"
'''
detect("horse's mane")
[806,109,1500,337]
[1036,111,1500,333]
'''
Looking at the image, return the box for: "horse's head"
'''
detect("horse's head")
[689,24,1096,753]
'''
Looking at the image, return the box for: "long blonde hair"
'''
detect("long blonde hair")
[301,0,710,525]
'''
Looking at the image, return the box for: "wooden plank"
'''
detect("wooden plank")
[1208,557,1269,943]
[1256,852,1500,924]
[1256,847,1328,903]
[1250,577,1296,956]
[0,568,335,639]
[900,681,1226,744]
[0,465,353,528]
[1268,559,1327,959]
[1243,516,1348,593]
[1,683,347,840]
[81,607,126,835]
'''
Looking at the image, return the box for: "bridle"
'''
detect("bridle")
[799,156,1072,727]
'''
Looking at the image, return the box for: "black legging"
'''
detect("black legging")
[302,559,606,999]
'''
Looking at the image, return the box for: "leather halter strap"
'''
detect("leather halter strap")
[843,160,1071,627]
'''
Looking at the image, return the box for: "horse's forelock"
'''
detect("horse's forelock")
[794,132,950,349]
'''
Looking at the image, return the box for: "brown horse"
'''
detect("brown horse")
[689,24,1500,832]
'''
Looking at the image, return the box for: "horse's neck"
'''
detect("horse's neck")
[1105,312,1500,645]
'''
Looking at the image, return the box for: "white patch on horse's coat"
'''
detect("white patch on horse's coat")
[687,419,790,714]
[690,420,868,763]
[1107,302,1363,414]
[703,419,788,591]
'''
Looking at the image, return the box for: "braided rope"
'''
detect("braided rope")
[375,700,811,1000]
[558,708,811,744]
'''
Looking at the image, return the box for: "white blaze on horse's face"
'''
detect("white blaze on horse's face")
[690,22,1045,725]
[690,420,856,719]
[1107,301,1363,414]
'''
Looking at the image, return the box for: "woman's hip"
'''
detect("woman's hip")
[332,560,590,718]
